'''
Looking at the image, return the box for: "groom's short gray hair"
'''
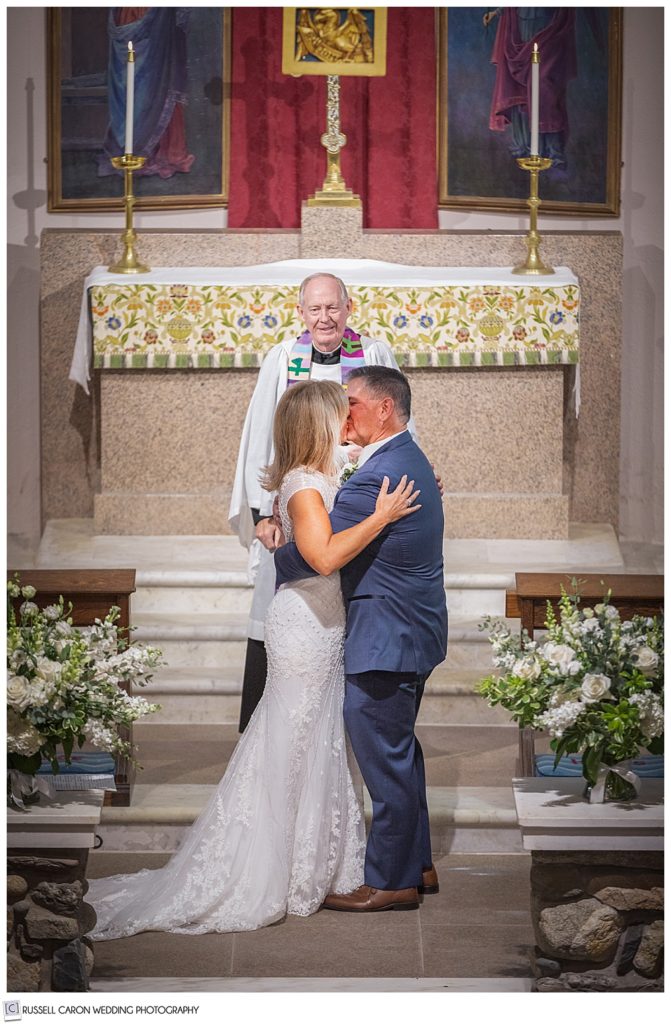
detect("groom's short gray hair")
[347,366,411,424]
[298,273,349,308]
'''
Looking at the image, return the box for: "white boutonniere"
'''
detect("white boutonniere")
[340,460,359,485]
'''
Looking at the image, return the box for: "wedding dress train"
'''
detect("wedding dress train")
[88,469,365,937]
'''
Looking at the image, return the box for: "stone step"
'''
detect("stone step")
[127,722,520,786]
[133,612,249,668]
[142,664,498,695]
[98,724,522,854]
[130,569,511,617]
[97,784,522,856]
[137,667,510,726]
[131,583,508,618]
[133,612,507,672]
[35,520,250,573]
[132,571,252,615]
[36,518,627,576]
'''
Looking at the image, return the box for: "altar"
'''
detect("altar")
[39,212,621,542]
[67,256,580,539]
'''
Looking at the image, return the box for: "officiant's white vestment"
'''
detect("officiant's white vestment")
[228,335,409,640]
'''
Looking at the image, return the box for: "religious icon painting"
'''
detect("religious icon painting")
[438,8,623,216]
[47,8,230,211]
[282,8,388,76]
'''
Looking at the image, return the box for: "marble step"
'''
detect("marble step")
[35,520,251,573]
[35,518,626,575]
[133,612,507,671]
[130,570,510,618]
[137,667,510,726]
[133,612,249,667]
[97,784,522,856]
[132,571,252,615]
[98,724,522,854]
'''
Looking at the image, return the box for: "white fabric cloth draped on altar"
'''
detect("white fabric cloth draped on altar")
[69,259,579,399]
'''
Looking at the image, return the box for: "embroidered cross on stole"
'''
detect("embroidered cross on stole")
[287,328,366,388]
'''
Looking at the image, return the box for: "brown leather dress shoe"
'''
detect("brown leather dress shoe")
[418,864,439,895]
[322,884,419,912]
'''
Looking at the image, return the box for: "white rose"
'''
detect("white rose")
[19,601,39,618]
[580,673,612,703]
[7,675,32,711]
[513,658,541,681]
[21,585,36,599]
[568,660,582,676]
[632,645,659,677]
[54,620,73,637]
[583,618,600,632]
[542,643,577,676]
[34,656,62,684]
[604,605,620,620]
[42,603,62,621]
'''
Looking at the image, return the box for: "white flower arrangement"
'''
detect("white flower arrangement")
[7,578,163,778]
[478,588,664,794]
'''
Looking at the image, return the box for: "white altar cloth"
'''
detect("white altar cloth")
[70,258,579,402]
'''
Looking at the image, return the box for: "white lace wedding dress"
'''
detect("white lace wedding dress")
[87,468,365,938]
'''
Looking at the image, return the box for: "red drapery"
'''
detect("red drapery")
[228,8,437,229]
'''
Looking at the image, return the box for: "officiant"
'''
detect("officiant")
[229,272,413,731]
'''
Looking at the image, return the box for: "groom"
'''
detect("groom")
[275,366,448,911]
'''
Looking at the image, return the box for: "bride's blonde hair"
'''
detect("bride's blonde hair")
[261,380,349,493]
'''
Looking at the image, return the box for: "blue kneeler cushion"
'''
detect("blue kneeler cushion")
[38,751,117,791]
[535,754,664,778]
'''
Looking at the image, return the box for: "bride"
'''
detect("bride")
[88,380,420,937]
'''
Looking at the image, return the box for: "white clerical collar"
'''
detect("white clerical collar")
[356,429,409,469]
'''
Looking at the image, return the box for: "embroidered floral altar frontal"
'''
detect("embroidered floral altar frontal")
[71,260,579,389]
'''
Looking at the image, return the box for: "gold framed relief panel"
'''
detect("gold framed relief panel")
[47,8,231,212]
[437,7,623,216]
[282,8,388,77]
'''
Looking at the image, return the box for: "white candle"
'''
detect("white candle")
[530,42,540,156]
[125,41,135,155]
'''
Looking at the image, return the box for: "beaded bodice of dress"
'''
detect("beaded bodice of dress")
[277,468,340,544]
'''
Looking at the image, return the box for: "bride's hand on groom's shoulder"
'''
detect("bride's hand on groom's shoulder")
[375,475,422,524]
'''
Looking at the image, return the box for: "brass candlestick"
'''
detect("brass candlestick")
[308,75,361,208]
[108,154,150,274]
[511,155,554,276]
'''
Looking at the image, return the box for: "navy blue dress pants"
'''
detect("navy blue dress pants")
[343,671,432,891]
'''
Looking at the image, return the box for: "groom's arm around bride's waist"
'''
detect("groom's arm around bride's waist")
[273,540,318,590]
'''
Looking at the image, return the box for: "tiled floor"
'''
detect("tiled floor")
[88,853,534,988]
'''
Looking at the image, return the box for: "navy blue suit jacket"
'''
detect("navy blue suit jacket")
[274,431,448,677]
